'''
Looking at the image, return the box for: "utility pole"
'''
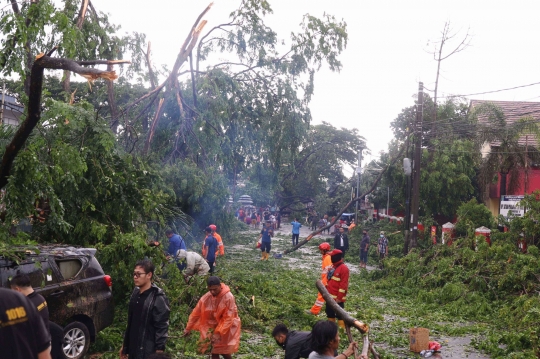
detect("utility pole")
[0,82,5,125]
[386,187,389,215]
[355,145,363,224]
[410,82,423,248]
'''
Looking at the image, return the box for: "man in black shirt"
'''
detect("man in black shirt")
[121,259,170,359]
[10,273,63,359]
[272,324,312,359]
[333,226,349,258]
[0,288,51,359]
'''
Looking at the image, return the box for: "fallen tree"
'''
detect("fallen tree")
[276,142,407,257]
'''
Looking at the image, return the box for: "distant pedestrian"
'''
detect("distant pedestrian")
[378,231,389,268]
[258,221,274,260]
[276,212,281,229]
[120,260,170,359]
[333,227,349,258]
[204,227,219,273]
[359,230,370,268]
[291,218,302,246]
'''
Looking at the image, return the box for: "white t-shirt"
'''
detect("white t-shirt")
[308,352,334,359]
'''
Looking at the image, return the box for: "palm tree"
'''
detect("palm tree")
[471,102,540,201]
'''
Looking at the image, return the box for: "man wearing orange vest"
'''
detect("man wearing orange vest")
[202,224,225,258]
[307,242,333,315]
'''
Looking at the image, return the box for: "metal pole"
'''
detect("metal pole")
[0,82,5,125]
[410,82,424,248]
[355,146,363,224]
[387,186,389,215]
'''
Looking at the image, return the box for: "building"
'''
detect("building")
[470,100,540,217]
[0,91,23,126]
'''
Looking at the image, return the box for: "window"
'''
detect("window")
[55,259,82,279]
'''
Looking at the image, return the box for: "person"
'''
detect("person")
[311,215,319,231]
[251,212,257,229]
[147,354,171,359]
[270,213,276,229]
[348,219,356,232]
[245,213,252,226]
[291,218,302,246]
[276,212,282,229]
[178,251,211,277]
[256,212,261,228]
[333,227,349,258]
[258,221,274,260]
[120,260,170,359]
[318,217,325,234]
[377,231,389,268]
[0,288,52,359]
[307,242,333,315]
[325,249,349,329]
[272,324,312,359]
[183,276,241,359]
[10,274,63,359]
[203,227,219,273]
[359,230,370,268]
[165,229,187,270]
[238,208,245,222]
[210,224,225,257]
[308,320,357,359]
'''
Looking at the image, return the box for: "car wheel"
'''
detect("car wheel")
[62,321,90,359]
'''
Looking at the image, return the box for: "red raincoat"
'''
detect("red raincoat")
[185,283,241,354]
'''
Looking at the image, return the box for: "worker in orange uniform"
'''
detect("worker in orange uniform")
[307,242,333,315]
[202,224,225,258]
[325,249,349,329]
[183,276,241,358]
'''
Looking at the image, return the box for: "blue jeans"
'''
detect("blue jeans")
[261,241,271,253]
[360,249,368,263]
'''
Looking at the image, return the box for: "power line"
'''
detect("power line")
[427,81,540,99]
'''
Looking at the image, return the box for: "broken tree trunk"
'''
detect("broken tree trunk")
[0,51,129,190]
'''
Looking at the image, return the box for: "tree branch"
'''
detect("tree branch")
[0,54,125,190]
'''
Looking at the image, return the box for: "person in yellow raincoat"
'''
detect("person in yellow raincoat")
[183,276,241,358]
[307,242,333,315]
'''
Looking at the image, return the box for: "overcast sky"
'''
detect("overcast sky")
[92,0,540,175]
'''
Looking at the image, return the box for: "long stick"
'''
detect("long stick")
[315,280,369,333]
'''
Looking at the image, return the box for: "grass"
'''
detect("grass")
[89,222,540,358]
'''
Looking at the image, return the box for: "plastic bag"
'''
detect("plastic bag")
[256,239,261,248]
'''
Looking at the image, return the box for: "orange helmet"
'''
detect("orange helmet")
[209,224,217,231]
[319,242,331,251]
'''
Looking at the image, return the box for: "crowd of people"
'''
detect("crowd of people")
[1,211,391,359]
[236,206,282,230]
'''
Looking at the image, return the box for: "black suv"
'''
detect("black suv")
[0,246,114,359]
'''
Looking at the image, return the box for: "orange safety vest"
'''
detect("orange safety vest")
[321,253,332,286]
[202,232,224,257]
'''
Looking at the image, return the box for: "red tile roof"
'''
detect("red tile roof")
[470,100,540,147]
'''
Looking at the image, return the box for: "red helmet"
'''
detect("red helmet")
[209,224,217,231]
[319,242,331,251]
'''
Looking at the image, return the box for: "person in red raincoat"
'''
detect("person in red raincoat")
[183,276,241,358]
